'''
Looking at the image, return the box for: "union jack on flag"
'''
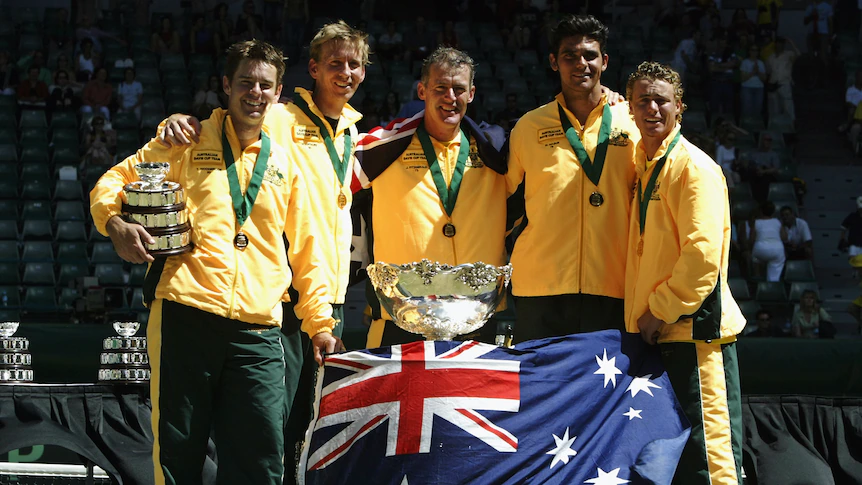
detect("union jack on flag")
[298,330,691,485]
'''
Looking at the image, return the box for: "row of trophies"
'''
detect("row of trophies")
[0,321,150,384]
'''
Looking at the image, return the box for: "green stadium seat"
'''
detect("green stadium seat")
[20,145,50,163]
[57,262,89,286]
[22,286,57,312]
[0,240,17,262]
[55,221,87,241]
[21,180,51,200]
[22,200,52,220]
[129,264,147,286]
[22,262,55,285]
[0,143,16,162]
[728,277,750,300]
[21,220,53,240]
[95,263,126,286]
[0,220,18,239]
[54,180,84,201]
[54,201,86,222]
[755,281,788,302]
[782,260,816,282]
[0,263,19,284]
[21,241,53,262]
[19,109,47,129]
[91,241,122,264]
[58,287,80,311]
[788,282,819,302]
[50,111,78,129]
[57,241,89,263]
[0,199,16,220]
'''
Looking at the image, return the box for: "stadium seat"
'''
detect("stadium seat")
[0,220,18,240]
[58,287,80,312]
[21,179,51,199]
[113,111,139,130]
[20,162,51,183]
[728,277,750,300]
[0,142,16,162]
[0,240,17,262]
[0,262,19,284]
[50,111,78,129]
[20,144,49,163]
[52,144,80,166]
[0,199,16,220]
[22,262,55,285]
[95,263,126,286]
[54,180,84,201]
[56,221,87,241]
[755,281,788,302]
[51,127,79,144]
[91,241,122,264]
[129,264,147,286]
[54,201,86,221]
[21,241,54,263]
[22,286,57,312]
[57,262,89,286]
[19,109,47,129]
[788,282,819,302]
[21,220,53,240]
[737,300,760,323]
[20,127,47,144]
[130,287,147,311]
[57,241,89,263]
[767,182,796,201]
[782,260,816,282]
[0,285,20,306]
[22,200,52,220]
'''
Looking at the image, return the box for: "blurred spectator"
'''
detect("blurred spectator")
[505,15,532,51]
[235,1,263,42]
[17,51,52,86]
[514,0,540,48]
[780,205,813,260]
[748,132,780,201]
[17,66,49,108]
[263,0,284,41]
[54,54,79,90]
[81,115,116,170]
[750,200,787,282]
[379,91,402,125]
[715,129,741,188]
[0,51,18,96]
[671,29,702,87]
[81,66,113,120]
[116,67,143,121]
[498,92,523,127]
[740,45,766,118]
[75,38,99,83]
[848,253,862,334]
[151,17,182,54]
[707,33,738,122]
[804,0,833,63]
[404,16,436,66]
[189,14,217,56]
[791,289,834,338]
[212,3,234,54]
[193,74,226,120]
[765,36,797,128]
[730,8,757,38]
[46,8,74,54]
[284,0,309,64]
[377,21,404,60]
[844,70,862,153]
[756,0,782,34]
[397,80,424,118]
[437,20,459,49]
[839,196,862,257]
[745,309,785,337]
[48,70,79,113]
[75,15,122,55]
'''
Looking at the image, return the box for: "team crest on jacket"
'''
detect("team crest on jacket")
[650,182,661,200]
[608,129,631,146]
[263,165,285,186]
[466,150,483,168]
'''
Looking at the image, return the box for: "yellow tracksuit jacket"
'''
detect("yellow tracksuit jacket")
[507,93,639,298]
[624,126,745,343]
[90,109,336,336]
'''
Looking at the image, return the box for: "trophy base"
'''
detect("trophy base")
[150,243,194,258]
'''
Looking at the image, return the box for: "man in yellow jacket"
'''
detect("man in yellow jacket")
[156,22,368,484]
[90,40,340,485]
[506,15,639,341]
[625,61,745,485]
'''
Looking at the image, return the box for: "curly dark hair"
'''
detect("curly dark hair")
[549,15,608,55]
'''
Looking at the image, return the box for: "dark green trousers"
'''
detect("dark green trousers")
[281,301,343,485]
[512,293,625,343]
[148,299,285,485]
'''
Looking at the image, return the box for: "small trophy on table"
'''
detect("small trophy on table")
[98,321,150,384]
[122,162,193,257]
[0,321,34,382]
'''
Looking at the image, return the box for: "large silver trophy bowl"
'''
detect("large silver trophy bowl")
[122,162,193,257]
[367,259,512,341]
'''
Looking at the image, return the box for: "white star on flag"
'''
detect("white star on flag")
[546,427,578,469]
[584,467,631,484]
[594,349,623,388]
[623,408,642,420]
[626,375,661,397]
[400,476,409,485]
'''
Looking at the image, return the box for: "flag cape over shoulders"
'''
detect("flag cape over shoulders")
[298,330,690,485]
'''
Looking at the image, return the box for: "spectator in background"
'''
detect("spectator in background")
[404,16,436,68]
[499,92,523,126]
[81,66,112,120]
[75,38,98,83]
[750,200,787,282]
[0,51,18,95]
[17,51,52,86]
[48,69,79,113]
[377,21,404,60]
[192,74,225,120]
[740,45,766,118]
[843,70,862,153]
[715,128,741,188]
[730,8,757,38]
[116,67,143,121]
[804,0,833,64]
[839,195,862,258]
[379,91,401,125]
[54,54,79,90]
[151,17,182,54]
[283,0,309,65]
[75,15,119,55]
[189,14,216,56]
[766,36,797,129]
[46,7,74,54]
[756,0,781,34]
[746,309,784,337]
[396,80,425,118]
[234,0,263,42]
[792,289,834,338]
[212,3,234,54]
[748,132,781,202]
[707,33,738,123]
[780,205,813,260]
[671,29,701,87]
[437,20,459,49]
[17,66,49,108]
[81,114,116,170]
[514,0,540,48]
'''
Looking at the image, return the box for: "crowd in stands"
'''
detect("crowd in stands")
[0,0,860,338]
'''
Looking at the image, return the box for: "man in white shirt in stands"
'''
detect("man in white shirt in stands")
[765,37,798,128]
[843,70,862,153]
[780,205,813,260]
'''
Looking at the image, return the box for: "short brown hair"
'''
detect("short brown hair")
[224,39,286,85]
[625,61,687,122]
[309,20,370,66]
[420,47,475,86]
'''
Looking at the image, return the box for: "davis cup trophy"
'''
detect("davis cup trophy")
[98,321,150,384]
[367,259,512,341]
[122,162,193,256]
[0,321,34,382]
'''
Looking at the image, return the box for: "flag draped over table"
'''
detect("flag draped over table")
[298,330,690,485]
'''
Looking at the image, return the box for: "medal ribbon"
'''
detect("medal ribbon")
[293,92,351,186]
[416,121,469,217]
[637,131,682,237]
[221,116,271,228]
[558,102,612,187]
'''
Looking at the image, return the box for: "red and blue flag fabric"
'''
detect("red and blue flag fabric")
[298,330,690,485]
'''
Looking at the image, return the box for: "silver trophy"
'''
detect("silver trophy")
[122,162,193,257]
[98,321,150,383]
[0,321,34,382]
[367,259,512,341]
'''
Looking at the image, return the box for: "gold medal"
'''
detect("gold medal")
[589,191,604,207]
[637,238,644,256]
[234,232,249,250]
[442,222,456,238]
[337,192,347,209]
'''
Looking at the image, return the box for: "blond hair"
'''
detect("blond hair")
[625,61,687,122]
[309,20,371,66]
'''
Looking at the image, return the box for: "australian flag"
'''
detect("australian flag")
[298,330,690,485]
